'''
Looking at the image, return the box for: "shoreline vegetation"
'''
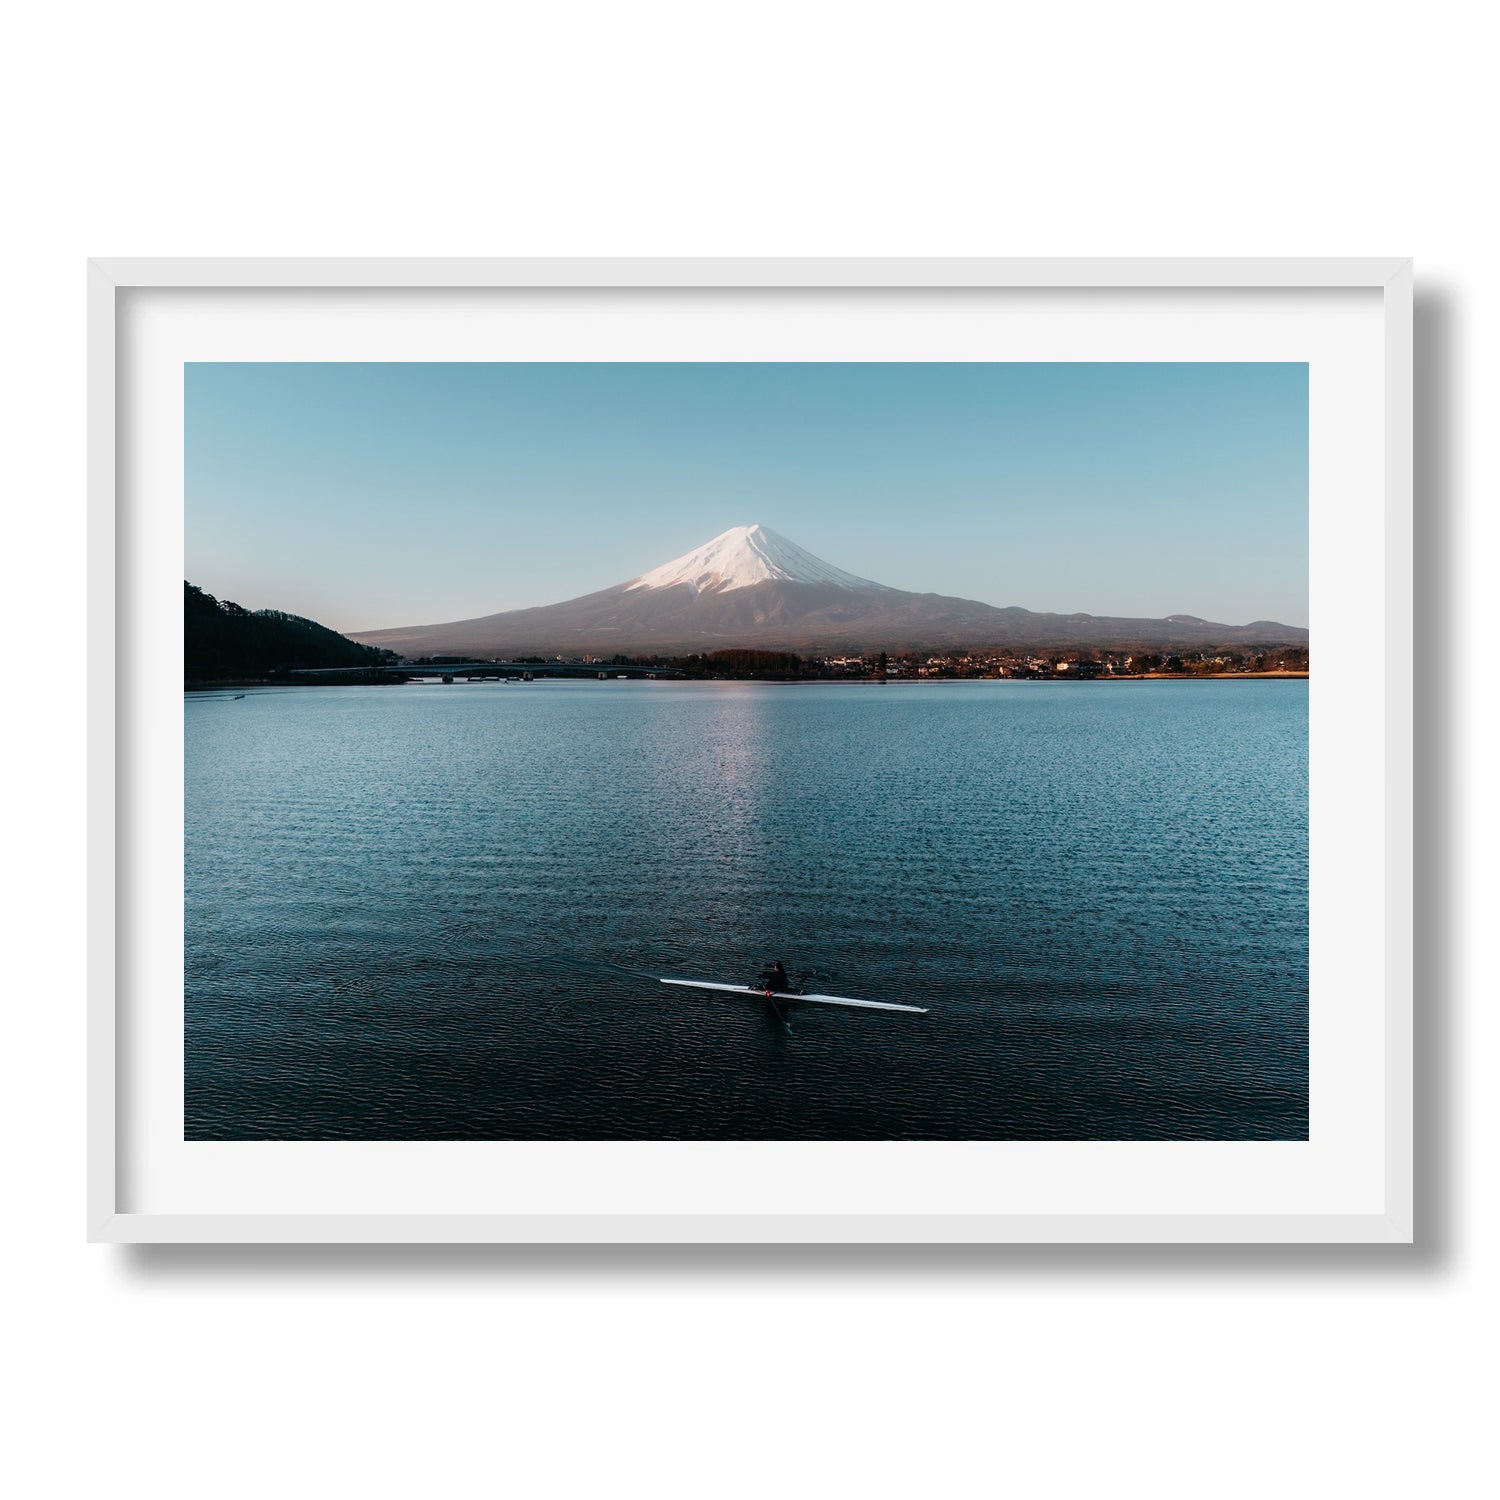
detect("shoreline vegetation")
[184,581,1309,689]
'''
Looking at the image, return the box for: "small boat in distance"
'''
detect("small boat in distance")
[659,977,927,1035]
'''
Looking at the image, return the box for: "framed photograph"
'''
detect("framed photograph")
[89,258,1412,1243]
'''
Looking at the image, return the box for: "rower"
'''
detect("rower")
[757,960,791,995]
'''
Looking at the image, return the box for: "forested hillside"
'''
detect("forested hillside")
[185,582,398,682]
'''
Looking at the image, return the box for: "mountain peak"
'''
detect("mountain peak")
[625,524,882,596]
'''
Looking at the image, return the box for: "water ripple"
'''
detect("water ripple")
[186,680,1307,1139]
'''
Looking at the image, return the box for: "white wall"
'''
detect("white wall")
[5,5,1490,1496]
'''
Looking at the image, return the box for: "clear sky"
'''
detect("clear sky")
[186,361,1308,632]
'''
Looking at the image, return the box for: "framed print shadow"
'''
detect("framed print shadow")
[88,258,1413,1243]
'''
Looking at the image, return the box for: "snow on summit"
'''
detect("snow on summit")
[625,524,882,595]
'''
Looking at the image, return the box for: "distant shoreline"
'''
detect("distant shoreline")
[1086,671,1308,681]
[186,670,1309,691]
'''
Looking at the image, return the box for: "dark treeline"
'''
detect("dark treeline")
[185,582,398,684]
[596,649,821,679]
[676,648,822,679]
[1114,645,1309,676]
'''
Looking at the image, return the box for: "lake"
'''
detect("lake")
[185,679,1308,1140]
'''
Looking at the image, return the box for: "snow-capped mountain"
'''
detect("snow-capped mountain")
[624,524,883,595]
[349,524,1308,658]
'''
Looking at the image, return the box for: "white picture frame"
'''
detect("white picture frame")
[89,258,1413,1244]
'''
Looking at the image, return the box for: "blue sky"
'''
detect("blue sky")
[186,361,1308,631]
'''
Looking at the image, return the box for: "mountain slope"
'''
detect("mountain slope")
[349,524,1308,658]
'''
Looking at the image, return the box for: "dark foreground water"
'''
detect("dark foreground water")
[185,679,1307,1140]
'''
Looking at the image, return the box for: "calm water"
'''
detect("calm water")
[185,680,1308,1140]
